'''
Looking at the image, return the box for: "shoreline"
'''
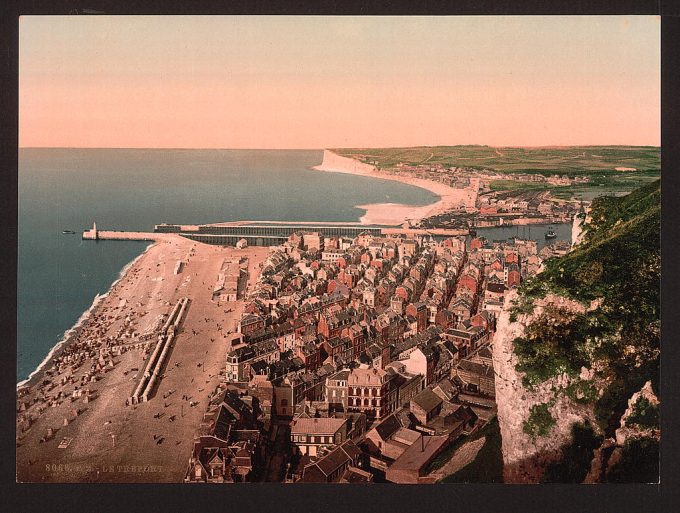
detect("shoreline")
[17,242,156,389]
[16,237,271,482]
[313,150,477,226]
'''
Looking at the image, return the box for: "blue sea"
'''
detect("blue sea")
[17,148,439,381]
[18,148,574,382]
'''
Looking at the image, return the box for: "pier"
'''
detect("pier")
[82,223,174,242]
[155,220,385,239]
[154,221,468,245]
[82,220,469,247]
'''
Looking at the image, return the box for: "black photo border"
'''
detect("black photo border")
[0,1,677,512]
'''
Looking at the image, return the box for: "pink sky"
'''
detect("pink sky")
[19,16,660,148]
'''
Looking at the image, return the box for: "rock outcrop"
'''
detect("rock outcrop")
[615,381,660,446]
[493,180,660,484]
[493,291,599,483]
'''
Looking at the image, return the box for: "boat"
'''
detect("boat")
[62,230,76,234]
[545,226,557,239]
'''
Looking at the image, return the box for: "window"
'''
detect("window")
[281,399,288,406]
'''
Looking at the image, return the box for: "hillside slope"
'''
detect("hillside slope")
[495,180,660,483]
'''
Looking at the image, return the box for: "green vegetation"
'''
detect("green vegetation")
[548,172,660,200]
[440,417,503,483]
[541,421,603,483]
[520,179,660,303]
[508,296,535,323]
[523,402,556,438]
[605,437,660,483]
[512,306,594,388]
[626,396,659,429]
[563,379,599,405]
[335,145,660,176]
[334,146,660,200]
[511,180,659,464]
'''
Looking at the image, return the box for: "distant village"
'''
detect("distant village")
[185,228,570,484]
[391,161,590,190]
[374,161,583,230]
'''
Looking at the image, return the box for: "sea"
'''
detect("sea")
[18,148,572,383]
[18,148,439,382]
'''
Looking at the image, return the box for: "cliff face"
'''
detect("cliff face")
[315,149,378,175]
[493,292,600,483]
[493,180,660,483]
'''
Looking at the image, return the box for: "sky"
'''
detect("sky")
[19,15,660,149]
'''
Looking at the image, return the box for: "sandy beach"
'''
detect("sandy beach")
[16,235,269,482]
[313,150,477,226]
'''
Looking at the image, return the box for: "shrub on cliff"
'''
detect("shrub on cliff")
[523,402,556,438]
[513,308,591,387]
[626,396,660,430]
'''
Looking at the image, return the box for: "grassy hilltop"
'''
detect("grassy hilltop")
[334,145,660,175]
[334,146,661,200]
